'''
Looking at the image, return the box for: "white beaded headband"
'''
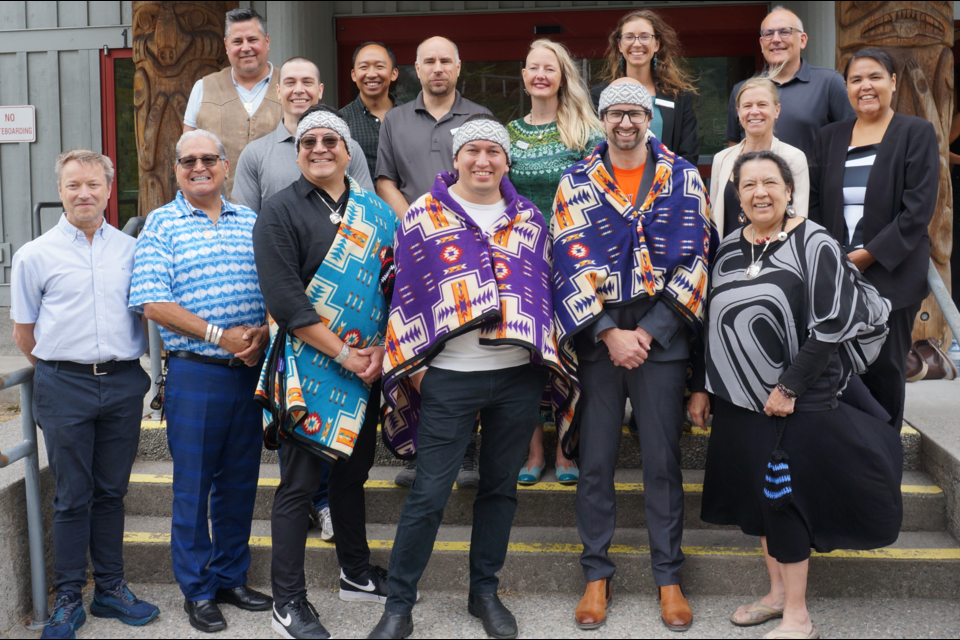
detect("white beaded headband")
[452,119,512,164]
[598,83,653,116]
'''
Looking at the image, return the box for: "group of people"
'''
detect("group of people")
[9,5,938,640]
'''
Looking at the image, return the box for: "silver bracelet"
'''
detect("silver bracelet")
[204,323,214,343]
[333,342,351,365]
[211,325,224,347]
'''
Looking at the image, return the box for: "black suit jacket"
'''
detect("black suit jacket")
[808,113,939,310]
[591,82,700,166]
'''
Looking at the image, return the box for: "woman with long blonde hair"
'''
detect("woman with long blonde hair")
[509,38,602,487]
[591,9,700,165]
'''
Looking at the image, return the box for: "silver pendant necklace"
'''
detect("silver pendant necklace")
[313,190,344,224]
[745,215,789,279]
[529,112,553,140]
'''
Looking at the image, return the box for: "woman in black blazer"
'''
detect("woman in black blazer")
[809,48,939,430]
[590,8,699,165]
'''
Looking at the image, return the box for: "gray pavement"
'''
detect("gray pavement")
[6,585,960,639]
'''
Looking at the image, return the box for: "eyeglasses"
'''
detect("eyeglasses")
[603,110,650,124]
[619,33,656,46]
[177,155,223,169]
[760,27,803,40]
[300,134,341,151]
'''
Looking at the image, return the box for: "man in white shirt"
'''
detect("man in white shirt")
[11,150,157,639]
[182,7,280,195]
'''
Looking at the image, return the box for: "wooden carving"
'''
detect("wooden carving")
[132,1,237,216]
[837,1,955,343]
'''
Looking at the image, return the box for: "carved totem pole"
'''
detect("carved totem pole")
[132,1,237,216]
[837,1,955,343]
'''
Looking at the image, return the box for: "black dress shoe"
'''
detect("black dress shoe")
[468,594,518,639]
[367,611,413,639]
[215,585,273,611]
[184,598,227,633]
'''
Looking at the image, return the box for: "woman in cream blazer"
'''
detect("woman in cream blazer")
[711,77,809,238]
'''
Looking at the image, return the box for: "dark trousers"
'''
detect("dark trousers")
[165,357,263,601]
[862,303,921,430]
[271,382,379,605]
[385,365,548,615]
[576,357,687,586]
[33,360,150,595]
[278,451,330,511]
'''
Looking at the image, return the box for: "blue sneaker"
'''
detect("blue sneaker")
[90,581,159,626]
[41,592,85,639]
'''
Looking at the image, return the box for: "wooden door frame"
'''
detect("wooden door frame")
[100,47,133,228]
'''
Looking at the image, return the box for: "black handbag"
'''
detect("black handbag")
[764,417,793,511]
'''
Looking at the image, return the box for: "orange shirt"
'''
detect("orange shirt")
[612,163,646,206]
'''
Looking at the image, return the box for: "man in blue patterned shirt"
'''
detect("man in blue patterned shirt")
[129,129,271,634]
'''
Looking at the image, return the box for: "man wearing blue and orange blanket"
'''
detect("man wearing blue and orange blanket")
[253,104,399,639]
[370,114,577,640]
[552,79,718,632]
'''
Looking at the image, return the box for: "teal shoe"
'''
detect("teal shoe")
[518,464,543,486]
[556,462,580,485]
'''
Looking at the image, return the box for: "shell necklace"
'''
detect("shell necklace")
[745,214,788,279]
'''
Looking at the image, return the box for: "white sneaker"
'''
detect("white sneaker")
[319,506,334,542]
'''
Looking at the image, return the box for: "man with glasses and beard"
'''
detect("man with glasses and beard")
[253,104,398,639]
[375,36,492,489]
[130,130,271,633]
[552,78,716,632]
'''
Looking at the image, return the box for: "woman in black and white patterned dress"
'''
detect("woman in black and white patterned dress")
[688,151,902,640]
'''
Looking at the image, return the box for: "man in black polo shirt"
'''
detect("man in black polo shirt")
[726,6,855,160]
[375,35,491,489]
[341,42,400,179]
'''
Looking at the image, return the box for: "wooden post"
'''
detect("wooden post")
[837,2,955,344]
[132,1,238,217]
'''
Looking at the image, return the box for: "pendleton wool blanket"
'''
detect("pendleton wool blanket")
[256,178,398,462]
[552,138,718,438]
[381,172,577,458]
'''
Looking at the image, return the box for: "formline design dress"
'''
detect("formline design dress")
[701,219,904,563]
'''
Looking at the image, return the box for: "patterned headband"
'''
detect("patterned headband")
[598,82,652,116]
[295,111,353,150]
[452,119,512,164]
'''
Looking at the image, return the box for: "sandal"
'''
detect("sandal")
[730,601,783,627]
[763,625,819,639]
[518,464,543,486]
[556,462,579,485]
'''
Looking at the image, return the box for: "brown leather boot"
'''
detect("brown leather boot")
[574,578,612,630]
[659,585,692,631]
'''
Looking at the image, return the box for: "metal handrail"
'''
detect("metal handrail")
[31,202,62,239]
[928,259,960,346]
[0,366,47,628]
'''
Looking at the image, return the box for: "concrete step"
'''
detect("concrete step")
[125,462,948,533]
[135,420,924,471]
[120,517,960,599]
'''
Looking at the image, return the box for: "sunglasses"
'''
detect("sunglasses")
[177,155,223,169]
[300,134,341,151]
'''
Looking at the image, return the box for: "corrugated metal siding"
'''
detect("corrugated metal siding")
[0,1,130,304]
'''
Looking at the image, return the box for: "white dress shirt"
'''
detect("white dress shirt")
[11,214,147,364]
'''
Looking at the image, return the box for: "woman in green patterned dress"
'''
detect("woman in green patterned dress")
[510,38,602,486]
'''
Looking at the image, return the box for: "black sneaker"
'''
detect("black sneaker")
[340,566,420,605]
[394,460,417,487]
[307,505,321,530]
[339,565,388,603]
[272,600,330,639]
[457,433,480,490]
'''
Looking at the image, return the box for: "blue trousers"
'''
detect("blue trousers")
[165,357,263,601]
[385,365,547,615]
[33,360,150,595]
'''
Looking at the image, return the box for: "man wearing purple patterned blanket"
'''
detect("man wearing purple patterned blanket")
[368,113,577,640]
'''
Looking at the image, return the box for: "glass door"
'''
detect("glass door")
[100,48,139,230]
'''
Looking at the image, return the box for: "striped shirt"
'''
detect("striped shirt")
[842,144,878,250]
[129,192,265,357]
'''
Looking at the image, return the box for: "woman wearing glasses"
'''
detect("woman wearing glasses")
[710,76,809,238]
[509,38,603,487]
[592,9,700,165]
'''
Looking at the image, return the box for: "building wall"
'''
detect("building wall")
[0,1,132,305]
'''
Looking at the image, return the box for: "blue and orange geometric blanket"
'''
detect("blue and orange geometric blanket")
[552,138,717,427]
[381,172,578,459]
[256,177,398,462]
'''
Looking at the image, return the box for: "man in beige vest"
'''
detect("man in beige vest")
[183,7,280,195]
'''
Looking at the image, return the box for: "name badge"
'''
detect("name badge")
[655,98,675,109]
[450,127,461,135]
[515,140,530,149]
